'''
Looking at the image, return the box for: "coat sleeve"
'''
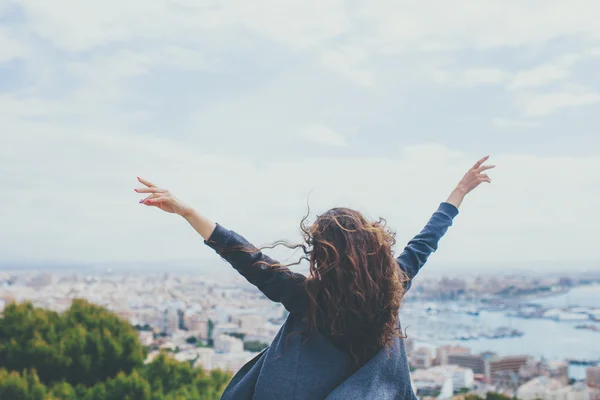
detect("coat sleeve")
[204,224,308,313]
[396,202,459,291]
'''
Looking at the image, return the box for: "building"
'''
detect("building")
[192,348,216,371]
[489,355,530,383]
[551,383,590,400]
[446,365,475,392]
[447,353,486,375]
[214,334,244,354]
[210,352,257,373]
[436,345,471,365]
[517,377,565,400]
[588,366,600,389]
[546,360,569,386]
[589,388,600,400]
[411,368,454,399]
[162,307,179,335]
[431,365,475,392]
[184,312,210,339]
[516,377,589,400]
[213,322,241,338]
[519,358,543,382]
[137,331,154,347]
[232,314,266,332]
[411,347,433,369]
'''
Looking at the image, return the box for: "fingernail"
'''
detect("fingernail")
[139,199,144,203]
[134,189,138,192]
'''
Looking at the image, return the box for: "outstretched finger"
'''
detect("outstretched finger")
[139,193,161,204]
[137,177,156,188]
[134,187,165,194]
[145,195,169,205]
[478,164,496,173]
[472,156,490,170]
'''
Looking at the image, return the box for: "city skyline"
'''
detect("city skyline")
[2,1,600,270]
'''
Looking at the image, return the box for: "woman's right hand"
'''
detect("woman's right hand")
[135,177,193,217]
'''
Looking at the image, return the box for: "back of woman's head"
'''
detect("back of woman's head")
[301,207,408,366]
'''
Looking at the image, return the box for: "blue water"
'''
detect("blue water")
[404,285,600,380]
[531,284,599,308]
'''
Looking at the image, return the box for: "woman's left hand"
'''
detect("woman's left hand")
[446,156,495,208]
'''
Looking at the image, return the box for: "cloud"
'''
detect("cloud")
[10,0,600,57]
[427,67,507,87]
[356,1,600,52]
[298,124,348,147]
[2,0,600,272]
[509,65,570,90]
[514,87,600,117]
[460,68,507,86]
[2,122,600,270]
[0,28,26,63]
[492,118,540,128]
[506,52,600,90]
[320,46,376,87]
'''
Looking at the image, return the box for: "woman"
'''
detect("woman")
[135,156,494,400]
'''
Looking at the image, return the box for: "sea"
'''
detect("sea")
[403,285,600,380]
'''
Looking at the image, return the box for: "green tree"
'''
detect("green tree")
[0,369,46,400]
[49,381,77,399]
[244,340,268,352]
[465,394,484,400]
[0,300,232,399]
[486,392,513,400]
[0,300,146,386]
[104,370,151,400]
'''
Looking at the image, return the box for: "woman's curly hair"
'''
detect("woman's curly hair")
[297,207,409,366]
[242,206,410,367]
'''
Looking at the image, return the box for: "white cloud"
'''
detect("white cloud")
[356,1,600,52]
[320,46,376,87]
[460,68,507,86]
[425,67,507,87]
[506,52,598,90]
[492,118,540,128]
[515,88,600,117]
[10,0,600,57]
[2,122,600,269]
[0,28,26,63]
[2,0,600,271]
[509,65,570,90]
[298,124,348,147]
[15,0,349,52]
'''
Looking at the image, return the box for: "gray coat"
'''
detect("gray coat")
[204,203,459,399]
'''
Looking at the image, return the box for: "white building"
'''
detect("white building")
[194,348,216,371]
[232,314,266,331]
[184,312,210,339]
[213,322,241,338]
[518,377,564,400]
[411,368,454,399]
[214,334,244,354]
[517,377,590,400]
[411,347,433,369]
[432,365,475,392]
[210,351,257,373]
[549,383,590,400]
[137,331,154,347]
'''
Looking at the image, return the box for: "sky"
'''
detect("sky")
[1,0,600,275]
